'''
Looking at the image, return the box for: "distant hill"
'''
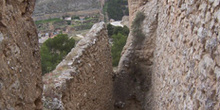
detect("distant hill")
[33,0,103,20]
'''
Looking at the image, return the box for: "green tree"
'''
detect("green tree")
[122,26,130,36]
[108,23,130,37]
[107,23,114,37]
[111,33,127,66]
[113,26,123,35]
[107,24,130,67]
[40,34,75,75]
[113,26,129,36]
[105,0,128,20]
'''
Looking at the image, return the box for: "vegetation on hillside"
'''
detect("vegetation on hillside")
[35,18,62,25]
[104,0,129,21]
[107,24,129,67]
[35,15,99,32]
[40,34,75,75]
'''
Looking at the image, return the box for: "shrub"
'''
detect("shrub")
[133,12,145,26]
[131,12,145,44]
[73,16,80,20]
[66,21,71,25]
[40,34,75,75]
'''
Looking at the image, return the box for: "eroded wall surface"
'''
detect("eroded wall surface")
[0,0,42,110]
[117,0,220,110]
[43,22,114,110]
[153,0,220,109]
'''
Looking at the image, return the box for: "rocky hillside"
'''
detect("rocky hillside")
[33,0,103,20]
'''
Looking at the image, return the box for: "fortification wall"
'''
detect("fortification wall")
[153,0,220,109]
[117,0,220,110]
[43,22,114,110]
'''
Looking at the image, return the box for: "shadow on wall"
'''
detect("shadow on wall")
[113,12,153,110]
[113,53,153,110]
[113,0,158,109]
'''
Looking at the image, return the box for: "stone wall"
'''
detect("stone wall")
[0,0,42,110]
[153,0,220,109]
[1,0,220,110]
[43,22,114,110]
[117,0,220,110]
